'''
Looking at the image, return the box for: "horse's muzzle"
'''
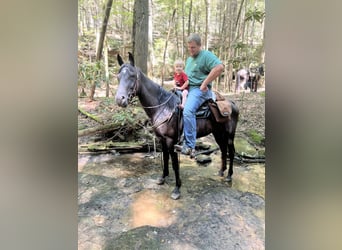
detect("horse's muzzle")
[115,94,128,107]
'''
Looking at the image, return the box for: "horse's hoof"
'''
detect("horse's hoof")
[218,170,224,177]
[156,177,165,185]
[225,176,232,183]
[171,188,181,200]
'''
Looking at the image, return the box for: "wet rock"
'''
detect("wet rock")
[235,136,259,157]
[195,154,212,164]
[104,226,198,250]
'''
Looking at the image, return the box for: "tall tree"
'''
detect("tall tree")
[187,0,193,36]
[132,0,149,74]
[96,0,113,61]
[204,0,209,49]
[148,0,154,77]
[161,8,177,86]
[89,0,113,101]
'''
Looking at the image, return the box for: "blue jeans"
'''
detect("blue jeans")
[183,87,212,149]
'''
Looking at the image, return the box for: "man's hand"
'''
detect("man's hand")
[200,83,208,92]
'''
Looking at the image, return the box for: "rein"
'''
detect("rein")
[142,94,174,109]
[130,66,174,109]
[123,64,177,129]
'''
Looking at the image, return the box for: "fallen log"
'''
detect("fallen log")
[78,141,150,153]
[194,147,219,156]
[78,123,123,137]
[78,107,103,124]
[234,152,265,164]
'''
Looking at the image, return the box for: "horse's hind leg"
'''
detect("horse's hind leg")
[214,129,235,182]
[213,130,228,177]
[170,149,181,200]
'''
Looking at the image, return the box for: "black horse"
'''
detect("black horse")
[115,53,239,200]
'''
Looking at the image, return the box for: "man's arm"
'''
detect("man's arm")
[200,63,224,91]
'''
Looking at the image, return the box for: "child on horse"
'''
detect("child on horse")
[173,59,189,109]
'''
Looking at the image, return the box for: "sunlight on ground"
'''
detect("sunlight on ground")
[78,155,90,172]
[130,190,178,228]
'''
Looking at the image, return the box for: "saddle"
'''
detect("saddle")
[208,91,232,123]
[174,90,231,122]
[173,90,231,144]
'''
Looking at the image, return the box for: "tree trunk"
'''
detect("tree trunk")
[89,0,113,101]
[187,0,192,37]
[79,141,148,154]
[96,0,113,61]
[161,8,176,86]
[181,0,185,59]
[104,40,110,97]
[204,0,209,50]
[133,0,149,74]
[78,123,122,137]
[148,0,154,77]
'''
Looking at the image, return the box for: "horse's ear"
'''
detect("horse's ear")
[117,54,124,66]
[128,52,135,66]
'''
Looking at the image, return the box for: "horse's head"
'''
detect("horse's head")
[115,52,138,107]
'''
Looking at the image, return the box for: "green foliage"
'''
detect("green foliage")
[230,39,264,68]
[111,105,147,131]
[247,129,264,145]
[232,41,248,50]
[112,109,135,126]
[78,61,106,88]
[78,0,265,89]
[245,8,265,23]
[228,57,243,69]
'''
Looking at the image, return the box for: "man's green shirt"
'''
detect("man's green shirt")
[185,50,222,89]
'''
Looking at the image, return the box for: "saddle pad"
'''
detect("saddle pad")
[216,100,232,117]
[213,90,226,101]
[208,101,229,123]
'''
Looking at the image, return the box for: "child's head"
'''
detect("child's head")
[174,59,184,73]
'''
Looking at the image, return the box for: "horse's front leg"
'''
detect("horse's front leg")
[170,147,181,200]
[156,141,169,185]
[226,138,235,182]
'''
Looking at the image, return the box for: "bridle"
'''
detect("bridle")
[119,64,174,109]
[118,64,140,104]
[118,63,177,129]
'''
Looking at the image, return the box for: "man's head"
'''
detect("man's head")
[187,33,201,57]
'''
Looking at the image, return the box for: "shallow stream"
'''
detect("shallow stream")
[78,136,265,249]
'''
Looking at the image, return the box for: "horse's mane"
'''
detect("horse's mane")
[118,62,180,112]
[138,67,180,111]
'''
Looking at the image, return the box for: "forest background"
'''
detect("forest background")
[78,0,265,100]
